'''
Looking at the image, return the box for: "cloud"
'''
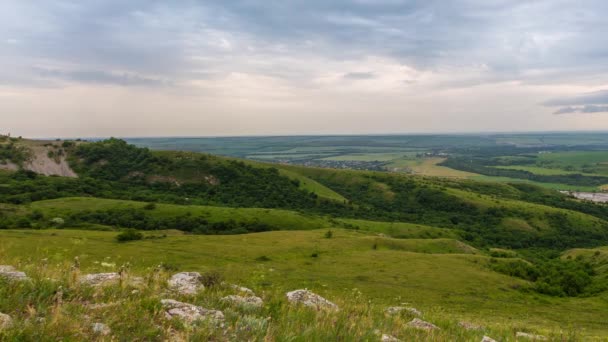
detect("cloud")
[35,68,168,87]
[544,90,608,106]
[554,105,608,115]
[2,0,608,89]
[343,72,376,80]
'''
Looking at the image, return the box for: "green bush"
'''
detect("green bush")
[116,229,144,242]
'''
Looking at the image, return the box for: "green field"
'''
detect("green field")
[1,228,608,339]
[3,136,608,340]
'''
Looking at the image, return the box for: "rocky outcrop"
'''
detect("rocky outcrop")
[481,336,497,342]
[286,289,338,310]
[407,318,439,331]
[516,332,547,340]
[167,272,204,295]
[161,299,224,325]
[221,295,263,308]
[0,265,29,281]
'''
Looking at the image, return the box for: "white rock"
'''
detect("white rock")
[407,318,439,331]
[221,295,263,308]
[481,336,497,342]
[167,272,204,295]
[0,265,29,281]
[0,266,15,272]
[385,306,421,316]
[161,299,224,324]
[80,273,120,286]
[516,332,547,340]
[381,333,401,342]
[92,322,111,336]
[0,313,12,330]
[286,289,338,310]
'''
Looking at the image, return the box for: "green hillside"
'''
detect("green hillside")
[1,138,608,339]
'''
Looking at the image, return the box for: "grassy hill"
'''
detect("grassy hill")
[1,229,608,339]
[1,137,608,339]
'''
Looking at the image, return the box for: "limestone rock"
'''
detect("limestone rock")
[0,313,12,330]
[0,265,29,281]
[167,272,204,295]
[161,299,224,324]
[481,336,497,342]
[92,322,111,336]
[286,289,338,310]
[221,295,263,308]
[516,332,547,340]
[407,318,439,331]
[80,273,120,286]
[381,333,401,342]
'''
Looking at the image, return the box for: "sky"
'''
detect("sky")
[2,0,608,138]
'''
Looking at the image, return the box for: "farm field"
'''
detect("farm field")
[127,133,608,192]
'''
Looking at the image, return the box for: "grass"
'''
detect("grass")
[276,168,347,202]
[26,197,465,240]
[29,197,337,231]
[0,228,607,340]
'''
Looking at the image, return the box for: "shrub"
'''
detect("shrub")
[143,202,156,210]
[116,229,144,242]
[200,270,223,287]
[324,230,333,239]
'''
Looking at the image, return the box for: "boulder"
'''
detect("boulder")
[381,333,401,342]
[286,289,338,310]
[407,318,439,331]
[167,272,204,295]
[0,265,29,281]
[221,295,263,308]
[516,332,547,340]
[385,306,421,316]
[92,322,111,336]
[481,336,497,342]
[161,299,224,325]
[0,313,12,330]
